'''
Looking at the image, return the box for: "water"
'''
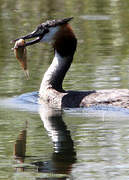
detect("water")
[1,0,129,179]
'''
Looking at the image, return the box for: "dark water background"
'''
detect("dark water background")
[0,0,129,179]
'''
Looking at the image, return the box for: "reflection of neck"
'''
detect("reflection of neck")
[39,105,74,153]
[39,51,73,94]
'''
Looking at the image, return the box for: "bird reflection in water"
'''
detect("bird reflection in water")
[14,105,76,179]
[37,105,76,174]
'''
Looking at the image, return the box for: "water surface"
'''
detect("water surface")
[0,0,129,179]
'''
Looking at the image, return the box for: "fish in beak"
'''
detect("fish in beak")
[14,39,29,79]
[12,17,73,79]
[12,25,49,79]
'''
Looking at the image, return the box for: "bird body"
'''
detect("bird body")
[13,18,129,109]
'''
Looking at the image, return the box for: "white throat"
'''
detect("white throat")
[39,51,68,95]
[40,27,60,42]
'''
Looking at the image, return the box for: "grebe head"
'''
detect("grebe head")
[13,17,77,94]
[14,17,77,57]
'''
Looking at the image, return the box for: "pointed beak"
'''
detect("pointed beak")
[12,27,48,46]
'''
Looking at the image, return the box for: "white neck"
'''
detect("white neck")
[39,51,72,96]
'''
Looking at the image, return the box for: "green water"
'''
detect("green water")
[0,0,129,179]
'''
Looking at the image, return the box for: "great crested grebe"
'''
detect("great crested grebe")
[14,17,129,109]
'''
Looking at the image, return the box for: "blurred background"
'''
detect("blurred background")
[1,0,129,179]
